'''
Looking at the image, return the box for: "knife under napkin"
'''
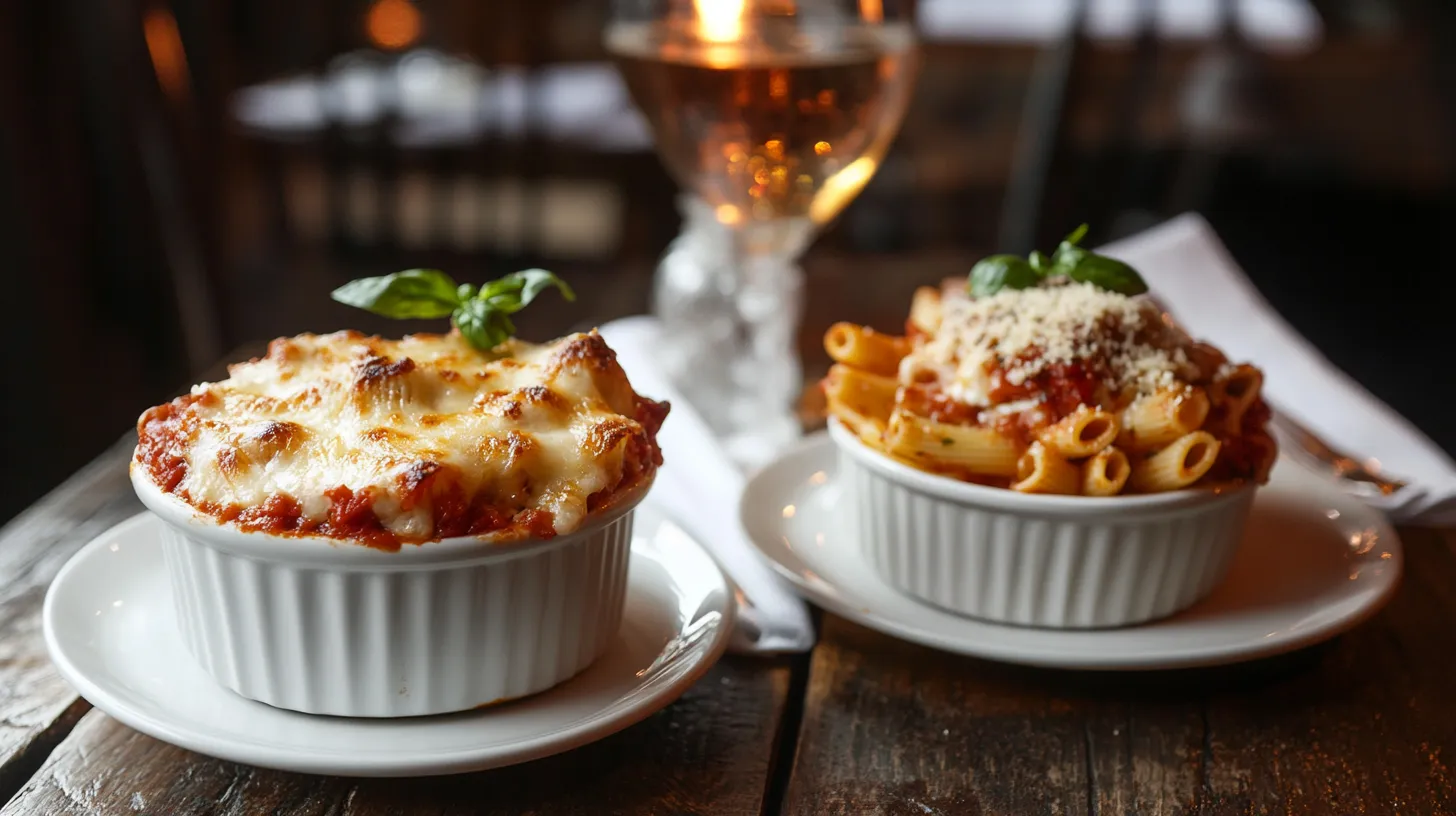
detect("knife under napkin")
[598,317,817,654]
[1100,213,1456,525]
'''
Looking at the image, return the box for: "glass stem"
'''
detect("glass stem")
[649,199,812,470]
[720,229,807,466]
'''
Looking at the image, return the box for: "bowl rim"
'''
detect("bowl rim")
[130,462,653,568]
[827,418,1253,515]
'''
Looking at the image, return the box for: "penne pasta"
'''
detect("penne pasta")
[1119,387,1210,452]
[886,411,1020,477]
[1012,442,1080,494]
[827,398,889,447]
[824,323,909,376]
[1185,341,1229,382]
[819,276,1276,494]
[1211,364,1262,409]
[1245,430,1278,484]
[1037,407,1119,458]
[1128,431,1221,492]
[823,364,898,424]
[1210,364,1263,435]
[1081,447,1131,496]
[907,286,943,335]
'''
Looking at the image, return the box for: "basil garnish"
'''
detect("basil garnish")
[332,268,575,351]
[1066,254,1148,296]
[329,269,463,320]
[969,254,1040,298]
[966,224,1149,297]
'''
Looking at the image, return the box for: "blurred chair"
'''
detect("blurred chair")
[69,0,230,373]
[998,0,1285,250]
[0,0,228,521]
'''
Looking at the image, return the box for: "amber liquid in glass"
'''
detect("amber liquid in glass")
[608,20,916,231]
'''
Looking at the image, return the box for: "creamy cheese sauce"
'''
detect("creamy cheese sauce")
[134,330,666,546]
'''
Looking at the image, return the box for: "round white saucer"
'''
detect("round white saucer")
[43,507,734,777]
[741,434,1402,670]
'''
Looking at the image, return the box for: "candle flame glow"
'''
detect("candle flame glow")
[144,9,190,102]
[366,0,422,50]
[694,0,746,43]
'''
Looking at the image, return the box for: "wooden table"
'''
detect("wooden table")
[1,411,1454,814]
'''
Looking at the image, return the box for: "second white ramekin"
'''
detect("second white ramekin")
[829,420,1254,628]
[131,467,649,717]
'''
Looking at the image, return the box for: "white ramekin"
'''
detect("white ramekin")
[828,420,1255,628]
[131,467,649,717]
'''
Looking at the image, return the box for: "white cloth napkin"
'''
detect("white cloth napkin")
[597,318,817,654]
[1100,213,1456,525]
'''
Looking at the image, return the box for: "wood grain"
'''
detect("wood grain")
[0,347,257,804]
[0,437,139,802]
[783,615,1096,816]
[783,528,1456,816]
[1,656,792,816]
[1194,526,1456,814]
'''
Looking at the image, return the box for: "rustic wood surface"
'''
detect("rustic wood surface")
[2,656,794,816]
[0,432,800,816]
[782,529,1456,816]
[0,436,139,802]
[1,357,1455,815]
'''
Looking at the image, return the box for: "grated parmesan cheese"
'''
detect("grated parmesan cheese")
[901,281,1197,409]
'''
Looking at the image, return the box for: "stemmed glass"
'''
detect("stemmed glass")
[607,0,918,466]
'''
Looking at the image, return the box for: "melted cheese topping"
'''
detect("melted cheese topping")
[134,330,666,546]
[901,281,1199,408]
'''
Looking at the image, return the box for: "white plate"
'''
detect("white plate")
[43,508,734,777]
[742,434,1402,670]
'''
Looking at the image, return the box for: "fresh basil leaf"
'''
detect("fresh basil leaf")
[482,268,576,315]
[331,269,462,319]
[452,300,515,351]
[515,268,576,305]
[481,289,523,315]
[1066,254,1149,295]
[477,276,518,302]
[1046,241,1089,279]
[451,301,490,350]
[335,266,575,351]
[1028,250,1050,275]
[969,255,1040,297]
[1064,223,1089,246]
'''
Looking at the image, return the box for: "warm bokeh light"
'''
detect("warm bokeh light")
[768,69,789,100]
[366,0,422,50]
[694,0,746,44]
[859,0,884,23]
[810,156,878,224]
[143,8,190,102]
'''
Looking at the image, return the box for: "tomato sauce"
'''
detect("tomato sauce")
[899,384,979,425]
[135,347,670,550]
[135,395,202,493]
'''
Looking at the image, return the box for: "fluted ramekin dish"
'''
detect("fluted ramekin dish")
[828,420,1255,629]
[131,467,650,718]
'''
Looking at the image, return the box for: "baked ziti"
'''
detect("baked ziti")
[822,276,1275,496]
[135,330,668,549]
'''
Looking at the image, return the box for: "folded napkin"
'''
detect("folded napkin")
[597,318,817,654]
[1101,213,1456,525]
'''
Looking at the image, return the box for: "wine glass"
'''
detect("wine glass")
[607,0,918,467]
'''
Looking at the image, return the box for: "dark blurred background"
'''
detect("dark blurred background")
[1,0,1453,524]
